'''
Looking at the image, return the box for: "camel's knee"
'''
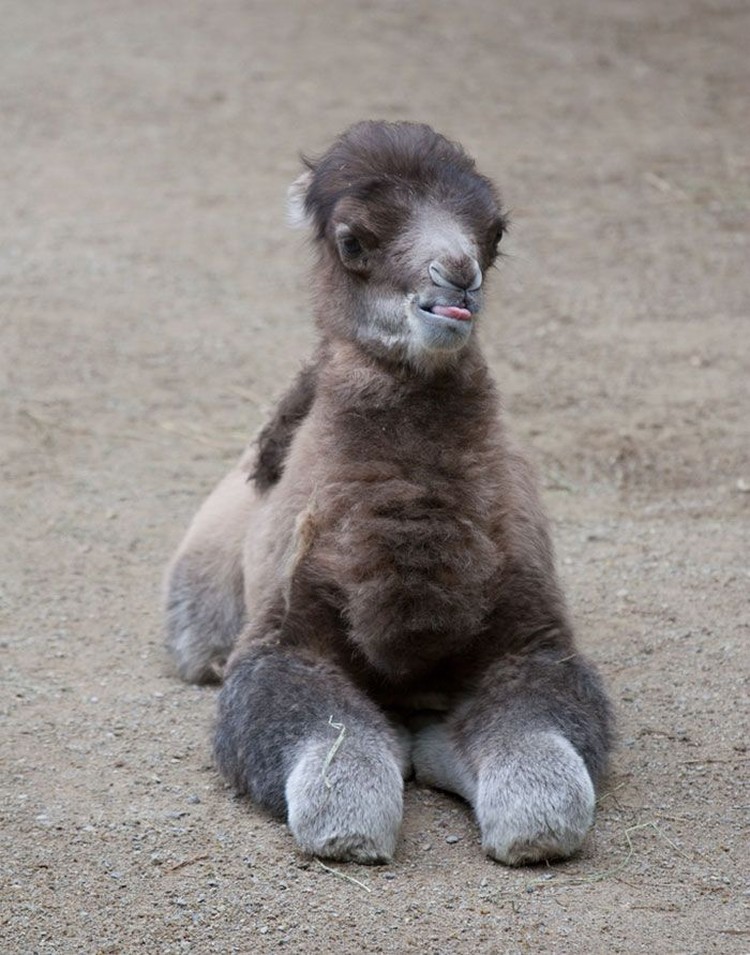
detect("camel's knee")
[214,647,405,862]
[164,468,257,683]
[165,550,245,684]
[476,731,596,866]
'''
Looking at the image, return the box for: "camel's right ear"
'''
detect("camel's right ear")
[286,170,314,229]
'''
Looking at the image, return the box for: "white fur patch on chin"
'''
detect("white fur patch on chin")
[285,736,404,864]
[404,297,472,368]
[353,296,468,374]
[476,731,596,866]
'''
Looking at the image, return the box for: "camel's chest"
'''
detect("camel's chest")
[283,385,504,676]
[308,470,501,676]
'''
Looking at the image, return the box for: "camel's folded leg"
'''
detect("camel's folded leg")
[164,468,257,683]
[215,644,406,864]
[412,648,612,865]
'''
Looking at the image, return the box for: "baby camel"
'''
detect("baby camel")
[165,121,612,865]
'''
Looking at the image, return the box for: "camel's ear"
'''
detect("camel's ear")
[286,170,314,229]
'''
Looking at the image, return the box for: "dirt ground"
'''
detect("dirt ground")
[1,1,748,952]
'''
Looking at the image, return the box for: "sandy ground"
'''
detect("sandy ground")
[2,1,748,952]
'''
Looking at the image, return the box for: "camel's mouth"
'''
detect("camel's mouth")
[416,300,476,325]
[409,298,476,354]
[428,304,473,322]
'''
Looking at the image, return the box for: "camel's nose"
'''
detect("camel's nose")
[429,257,483,293]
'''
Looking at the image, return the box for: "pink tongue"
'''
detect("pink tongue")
[431,305,472,322]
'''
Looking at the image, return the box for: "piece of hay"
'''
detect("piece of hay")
[321,716,347,789]
[315,858,372,893]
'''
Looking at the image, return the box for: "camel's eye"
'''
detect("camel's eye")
[485,221,506,265]
[341,234,363,258]
[335,225,365,263]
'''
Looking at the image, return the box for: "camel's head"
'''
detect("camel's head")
[288,121,506,370]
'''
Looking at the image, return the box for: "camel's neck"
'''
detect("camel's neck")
[315,338,500,456]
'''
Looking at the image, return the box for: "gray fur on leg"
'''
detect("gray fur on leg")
[476,730,595,866]
[412,719,477,803]
[286,730,404,864]
[214,647,405,860]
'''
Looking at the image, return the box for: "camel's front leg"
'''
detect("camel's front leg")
[412,649,612,865]
[215,644,406,864]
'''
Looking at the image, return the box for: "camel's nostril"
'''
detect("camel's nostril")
[429,259,483,292]
[429,261,453,289]
[467,262,483,292]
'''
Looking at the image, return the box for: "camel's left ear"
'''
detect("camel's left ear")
[286,170,314,229]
